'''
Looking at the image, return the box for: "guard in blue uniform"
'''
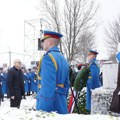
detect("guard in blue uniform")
[32,67,38,92]
[27,69,32,95]
[30,68,37,94]
[21,68,29,95]
[36,30,70,114]
[86,50,101,112]
[0,68,7,101]
[1,70,7,101]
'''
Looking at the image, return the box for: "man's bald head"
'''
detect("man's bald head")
[14,59,22,69]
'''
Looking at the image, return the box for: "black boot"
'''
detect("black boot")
[23,95,26,99]
[1,94,4,101]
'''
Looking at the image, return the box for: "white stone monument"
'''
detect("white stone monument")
[91,44,120,115]
[102,63,118,89]
[91,61,118,114]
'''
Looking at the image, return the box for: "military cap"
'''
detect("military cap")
[0,67,3,70]
[77,64,83,70]
[88,50,99,55]
[21,67,25,69]
[41,30,63,41]
[77,64,83,67]
[28,68,31,71]
[33,66,37,69]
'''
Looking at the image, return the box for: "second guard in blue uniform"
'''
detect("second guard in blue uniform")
[30,70,37,93]
[86,50,101,112]
[36,30,70,114]
[27,69,32,95]
[21,68,29,94]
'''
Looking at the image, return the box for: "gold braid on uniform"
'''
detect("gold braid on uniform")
[37,54,58,89]
[48,53,58,71]
[37,56,43,89]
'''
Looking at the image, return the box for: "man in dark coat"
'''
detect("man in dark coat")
[7,59,25,108]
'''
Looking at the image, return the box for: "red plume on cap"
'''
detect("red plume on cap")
[41,30,63,41]
[77,64,83,70]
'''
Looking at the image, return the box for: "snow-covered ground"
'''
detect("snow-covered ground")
[0,96,120,120]
[91,87,113,114]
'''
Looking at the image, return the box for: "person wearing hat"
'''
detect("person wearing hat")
[77,64,83,70]
[86,50,101,113]
[36,30,70,114]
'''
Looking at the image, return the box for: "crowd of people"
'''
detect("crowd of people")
[0,61,38,107]
[0,30,103,114]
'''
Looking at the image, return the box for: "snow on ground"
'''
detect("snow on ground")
[0,96,120,120]
[91,87,113,114]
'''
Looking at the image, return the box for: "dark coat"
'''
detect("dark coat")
[0,84,1,105]
[110,63,120,113]
[7,67,25,98]
[0,76,2,101]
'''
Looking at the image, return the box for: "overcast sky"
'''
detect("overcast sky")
[0,0,120,66]
[0,0,40,52]
[96,0,120,59]
[0,0,40,66]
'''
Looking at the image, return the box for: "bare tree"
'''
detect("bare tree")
[38,0,98,63]
[62,0,98,62]
[76,30,96,62]
[105,16,120,61]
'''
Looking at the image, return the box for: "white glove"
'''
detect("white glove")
[1,73,3,76]
[11,96,15,99]
[118,91,120,95]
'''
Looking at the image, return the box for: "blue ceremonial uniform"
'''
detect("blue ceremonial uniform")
[86,58,101,111]
[23,73,29,93]
[28,72,32,94]
[36,46,70,114]
[30,71,37,92]
[116,52,120,62]
[1,73,7,95]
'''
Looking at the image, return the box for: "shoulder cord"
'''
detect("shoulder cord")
[37,53,58,80]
